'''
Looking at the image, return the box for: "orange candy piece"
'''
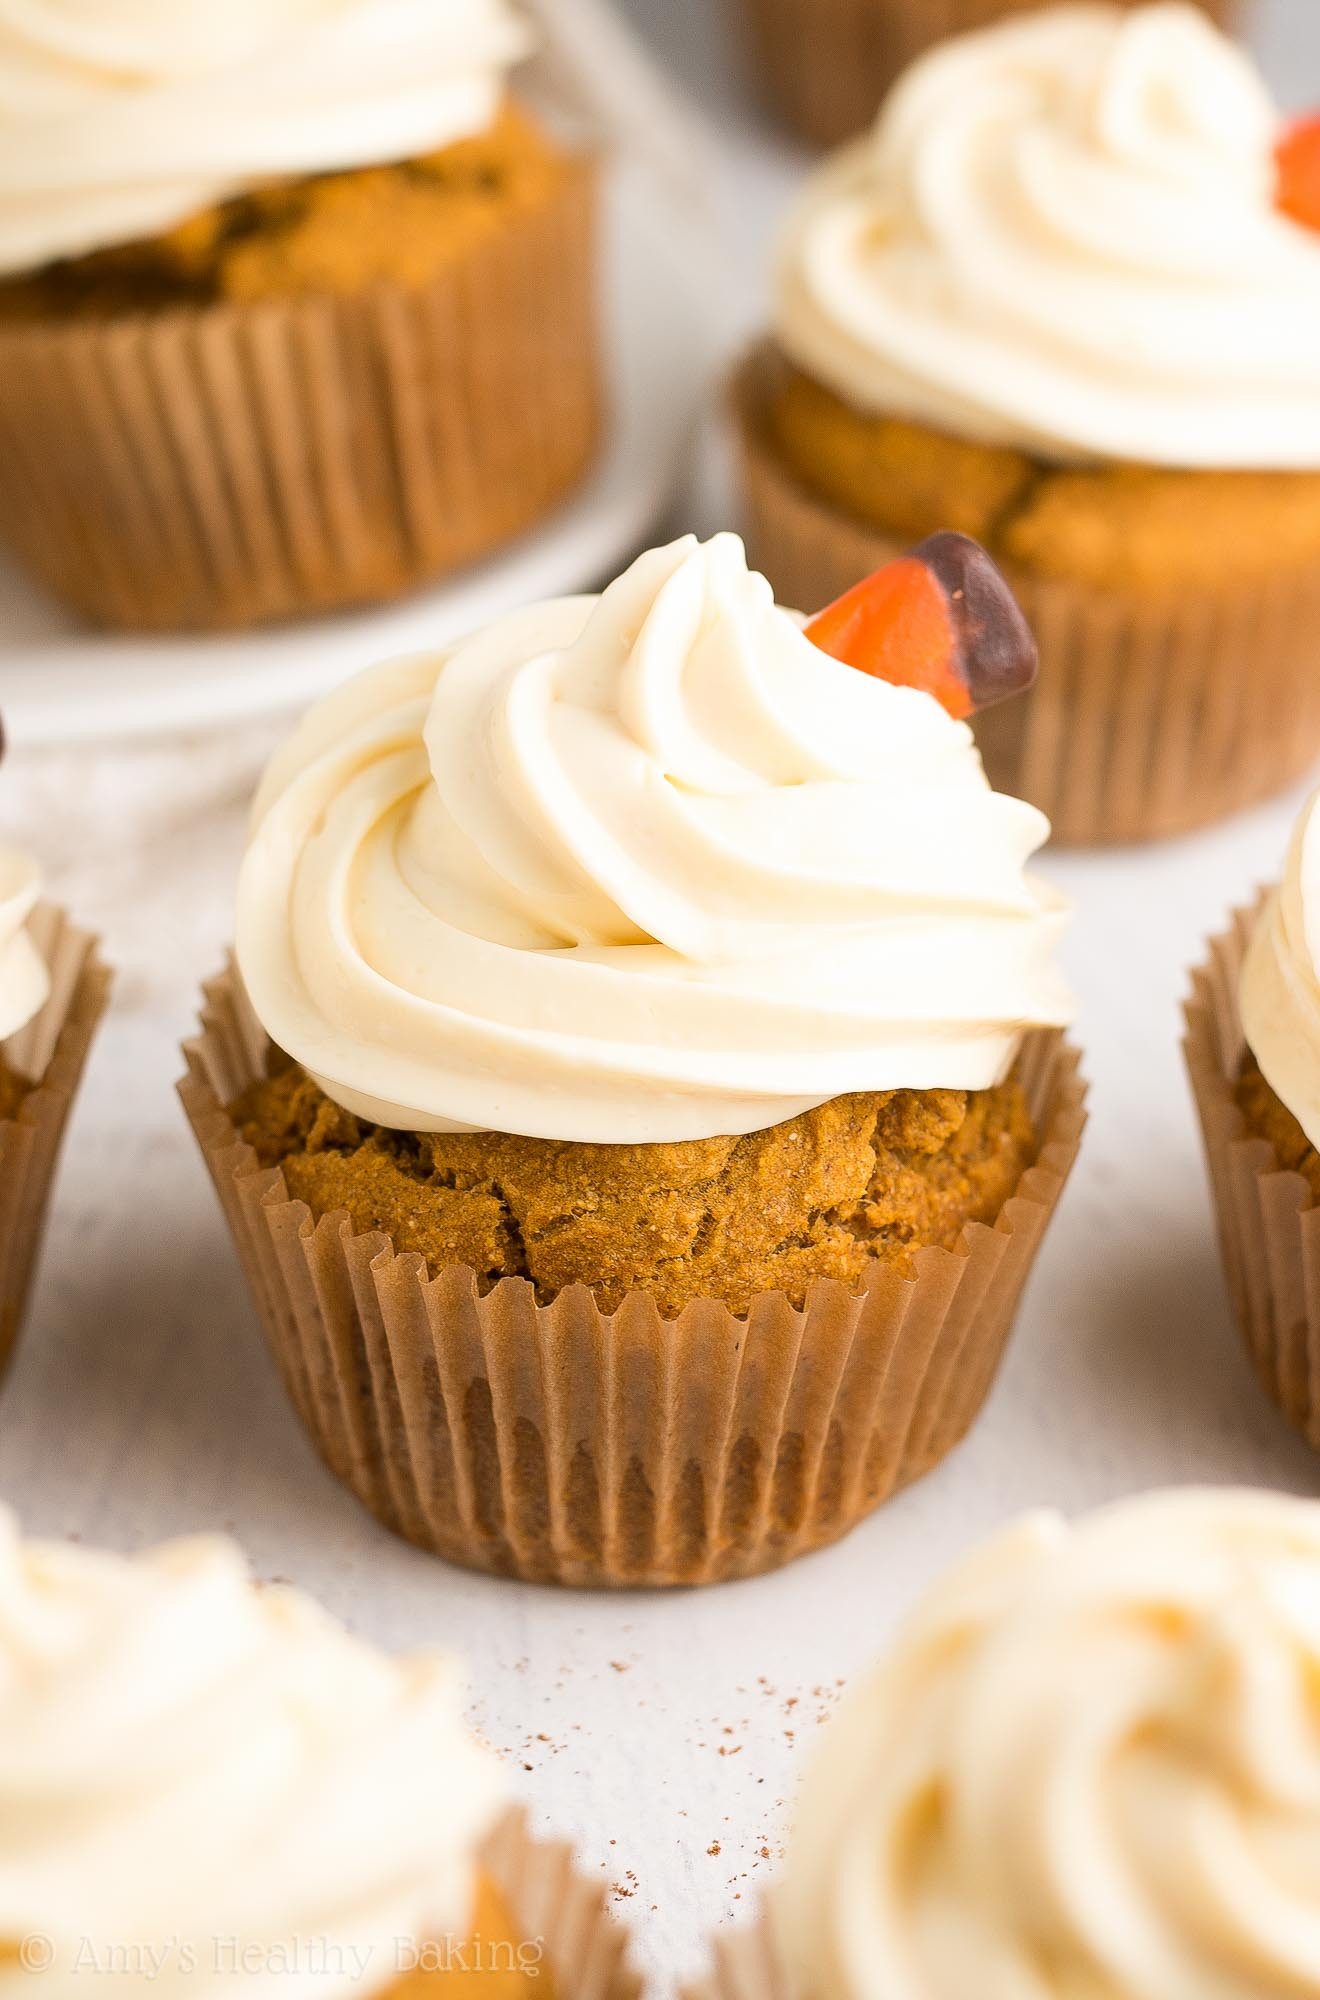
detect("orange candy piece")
[805,554,971,717]
[1276,114,1320,233]
[804,532,1037,721]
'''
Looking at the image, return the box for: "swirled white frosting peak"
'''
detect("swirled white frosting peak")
[1241,786,1320,1150]
[236,534,1071,1145]
[0,1512,506,1997]
[0,0,533,277]
[0,844,49,1045]
[775,3,1320,469]
[776,1487,1320,2000]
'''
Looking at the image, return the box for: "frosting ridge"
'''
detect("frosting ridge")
[775,3,1320,468]
[0,844,49,1045]
[0,1512,505,1996]
[0,0,533,276]
[1241,786,1320,1149]
[776,1487,1320,2000]
[236,534,1070,1144]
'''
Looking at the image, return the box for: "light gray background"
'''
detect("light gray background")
[619,0,1320,110]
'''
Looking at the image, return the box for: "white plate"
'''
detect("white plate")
[1,165,723,748]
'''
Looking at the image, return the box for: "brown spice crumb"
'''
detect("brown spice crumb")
[229,1058,1035,1317]
[0,105,572,313]
[761,348,1320,594]
[1236,1049,1320,1198]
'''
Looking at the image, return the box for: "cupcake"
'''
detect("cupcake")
[0,2,600,632]
[0,736,109,1376]
[735,0,1240,149]
[1185,785,1320,1450]
[735,3,1320,844]
[0,1510,638,1998]
[689,1487,1320,2000]
[181,531,1084,1588]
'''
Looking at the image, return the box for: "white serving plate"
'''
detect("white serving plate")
[1,164,727,749]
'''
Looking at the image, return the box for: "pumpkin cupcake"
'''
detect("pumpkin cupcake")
[1186,784,1320,1452]
[734,0,1239,149]
[736,3,1320,843]
[0,1510,638,1999]
[688,1487,1320,2000]
[0,730,109,1379]
[0,1,600,631]
[181,530,1083,1588]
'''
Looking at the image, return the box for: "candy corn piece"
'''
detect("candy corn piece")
[804,531,1038,721]
[1277,113,1320,233]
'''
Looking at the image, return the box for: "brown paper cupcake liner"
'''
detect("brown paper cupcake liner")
[680,1906,785,2000]
[179,963,1085,1590]
[478,1808,640,2000]
[734,349,1320,847]
[0,904,111,1375]
[0,156,600,633]
[735,0,1242,148]
[1184,897,1320,1451]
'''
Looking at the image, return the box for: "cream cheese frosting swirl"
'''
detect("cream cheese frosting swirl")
[0,0,533,277]
[775,3,1320,469]
[0,1513,505,1997]
[776,1487,1320,2000]
[0,843,49,1045]
[1240,786,1320,1150]
[236,534,1070,1145]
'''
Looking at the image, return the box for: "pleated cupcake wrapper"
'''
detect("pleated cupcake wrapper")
[735,0,1242,148]
[734,348,1320,846]
[0,154,600,632]
[680,1906,786,2000]
[1184,898,1320,1451]
[0,905,111,1375]
[179,961,1085,1590]
[478,1808,640,2000]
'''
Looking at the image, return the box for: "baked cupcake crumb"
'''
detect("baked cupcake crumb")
[230,1059,1035,1318]
[1236,1048,1320,1199]
[0,103,569,314]
[0,1061,30,1124]
[762,354,1320,593]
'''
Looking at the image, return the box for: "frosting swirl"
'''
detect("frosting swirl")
[1241,786,1320,1150]
[775,3,1320,469]
[0,1513,505,1996]
[236,534,1070,1145]
[0,844,49,1045]
[0,0,533,278]
[777,1488,1320,2000]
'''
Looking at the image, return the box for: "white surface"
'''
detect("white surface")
[1,165,721,748]
[3,8,1320,1999]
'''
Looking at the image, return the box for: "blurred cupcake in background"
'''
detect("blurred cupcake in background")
[735,0,1241,149]
[1186,785,1320,1453]
[0,1510,639,1998]
[0,725,109,1379]
[736,3,1320,843]
[689,1487,1320,1999]
[182,531,1084,1589]
[0,1,602,631]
